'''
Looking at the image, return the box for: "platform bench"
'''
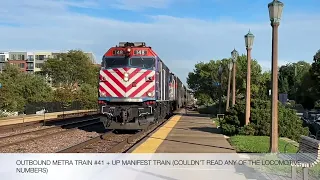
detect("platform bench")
[281,135,320,180]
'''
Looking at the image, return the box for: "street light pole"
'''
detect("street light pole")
[226,62,233,111]
[218,65,223,114]
[231,49,239,107]
[268,0,284,153]
[244,30,254,125]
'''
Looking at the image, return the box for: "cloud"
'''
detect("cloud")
[0,0,320,85]
[110,0,174,10]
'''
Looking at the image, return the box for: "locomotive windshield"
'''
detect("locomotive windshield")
[130,57,155,69]
[104,57,128,68]
[103,57,155,69]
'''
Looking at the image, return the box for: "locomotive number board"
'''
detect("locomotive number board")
[111,49,149,56]
[133,50,148,55]
[112,49,124,55]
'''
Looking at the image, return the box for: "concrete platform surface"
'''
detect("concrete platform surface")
[131,111,236,153]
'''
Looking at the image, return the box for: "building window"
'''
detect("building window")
[0,55,5,61]
[36,63,43,68]
[18,54,25,60]
[11,54,16,60]
[18,63,25,68]
[36,55,45,60]
[0,63,5,70]
[27,55,34,61]
[27,63,34,69]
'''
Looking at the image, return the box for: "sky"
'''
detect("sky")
[0,0,320,85]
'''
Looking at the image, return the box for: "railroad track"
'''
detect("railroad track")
[0,111,99,133]
[58,111,180,153]
[0,118,102,150]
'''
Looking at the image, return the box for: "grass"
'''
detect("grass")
[228,135,320,178]
[228,135,298,153]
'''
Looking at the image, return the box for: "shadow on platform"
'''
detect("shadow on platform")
[189,126,222,134]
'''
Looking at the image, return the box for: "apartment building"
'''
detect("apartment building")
[0,51,96,73]
[0,52,9,72]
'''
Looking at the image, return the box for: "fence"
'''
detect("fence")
[24,101,97,115]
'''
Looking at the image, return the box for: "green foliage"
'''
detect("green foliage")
[20,74,54,103]
[220,100,309,141]
[0,64,53,112]
[239,124,256,136]
[187,50,320,110]
[187,55,269,104]
[196,93,213,106]
[279,61,312,108]
[53,85,76,104]
[187,59,229,101]
[42,50,99,110]
[0,50,98,114]
[76,83,98,109]
[42,50,98,87]
[235,55,263,96]
[219,101,245,135]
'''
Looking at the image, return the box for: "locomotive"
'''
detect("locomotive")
[98,42,190,130]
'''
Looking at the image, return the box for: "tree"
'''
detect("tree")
[187,55,264,103]
[195,93,213,106]
[187,58,237,102]
[20,74,53,103]
[75,83,98,109]
[278,61,311,102]
[42,50,98,88]
[255,71,271,100]
[0,64,53,113]
[310,50,320,100]
[234,54,263,97]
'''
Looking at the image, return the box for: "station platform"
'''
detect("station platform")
[130,110,236,153]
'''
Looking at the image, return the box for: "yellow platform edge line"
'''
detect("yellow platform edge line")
[131,115,182,153]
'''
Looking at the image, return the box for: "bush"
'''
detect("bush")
[220,101,245,135]
[239,124,255,135]
[278,105,309,141]
[220,99,309,141]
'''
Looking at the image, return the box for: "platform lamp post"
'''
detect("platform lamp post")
[268,0,284,153]
[231,49,239,107]
[244,30,254,125]
[226,62,233,111]
[218,65,223,114]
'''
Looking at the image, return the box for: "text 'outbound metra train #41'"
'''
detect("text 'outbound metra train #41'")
[98,42,190,130]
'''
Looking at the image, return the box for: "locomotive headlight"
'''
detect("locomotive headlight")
[123,73,129,81]
[147,92,152,97]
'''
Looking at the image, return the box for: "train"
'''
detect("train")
[98,42,192,130]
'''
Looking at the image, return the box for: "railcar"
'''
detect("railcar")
[98,42,189,130]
